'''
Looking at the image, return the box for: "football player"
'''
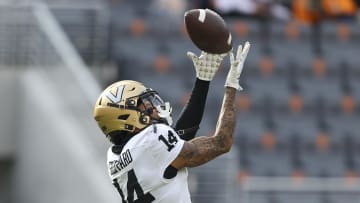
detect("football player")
[93,41,250,203]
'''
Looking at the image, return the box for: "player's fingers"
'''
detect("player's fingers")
[187,51,198,62]
[220,52,228,58]
[230,52,235,64]
[199,51,208,59]
[241,42,251,59]
[236,45,242,60]
[244,41,250,51]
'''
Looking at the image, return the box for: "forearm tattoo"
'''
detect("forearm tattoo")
[178,87,236,167]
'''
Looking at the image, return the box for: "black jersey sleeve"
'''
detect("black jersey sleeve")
[174,78,210,141]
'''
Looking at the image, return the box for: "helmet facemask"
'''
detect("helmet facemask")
[137,90,173,126]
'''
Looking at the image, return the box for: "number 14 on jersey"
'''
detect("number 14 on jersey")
[158,131,178,152]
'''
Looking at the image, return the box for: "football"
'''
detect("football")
[184,9,232,54]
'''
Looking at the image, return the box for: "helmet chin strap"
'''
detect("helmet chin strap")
[155,102,173,126]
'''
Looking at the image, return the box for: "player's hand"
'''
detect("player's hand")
[187,51,228,81]
[225,41,250,91]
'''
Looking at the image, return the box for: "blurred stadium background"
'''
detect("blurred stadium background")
[0,0,360,203]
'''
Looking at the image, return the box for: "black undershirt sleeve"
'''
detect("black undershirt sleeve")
[174,78,210,141]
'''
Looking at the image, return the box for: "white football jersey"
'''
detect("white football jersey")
[107,123,191,203]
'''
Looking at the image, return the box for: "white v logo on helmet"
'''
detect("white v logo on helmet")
[105,86,124,103]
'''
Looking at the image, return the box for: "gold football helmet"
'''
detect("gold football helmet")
[93,80,172,138]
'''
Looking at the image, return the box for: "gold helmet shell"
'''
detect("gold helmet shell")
[93,80,152,136]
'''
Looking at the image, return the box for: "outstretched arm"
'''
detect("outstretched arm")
[172,42,250,169]
[173,87,236,167]
[174,79,209,140]
[174,51,227,141]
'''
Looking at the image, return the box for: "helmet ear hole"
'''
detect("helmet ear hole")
[128,99,137,105]
[139,115,150,125]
